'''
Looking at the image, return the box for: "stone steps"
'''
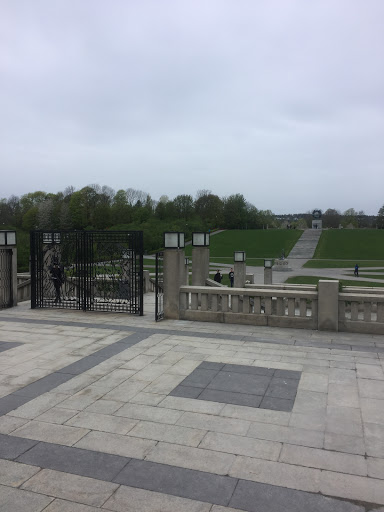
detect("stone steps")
[288,229,322,259]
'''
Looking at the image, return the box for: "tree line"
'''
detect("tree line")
[0,186,278,254]
[0,185,382,270]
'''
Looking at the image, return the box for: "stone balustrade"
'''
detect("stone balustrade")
[179,285,318,329]
[17,274,31,302]
[339,290,384,334]
[180,283,384,334]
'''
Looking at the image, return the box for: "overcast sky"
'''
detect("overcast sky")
[1,1,383,214]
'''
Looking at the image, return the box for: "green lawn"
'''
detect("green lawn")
[313,230,384,259]
[303,259,384,269]
[285,275,384,288]
[185,230,303,259]
[209,257,264,266]
[345,274,384,280]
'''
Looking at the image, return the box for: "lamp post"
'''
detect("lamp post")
[264,258,273,285]
[0,230,17,307]
[163,232,185,319]
[234,251,246,288]
[192,232,210,286]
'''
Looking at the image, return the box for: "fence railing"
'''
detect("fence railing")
[179,285,318,329]
[339,288,384,334]
[179,283,384,334]
[17,274,31,302]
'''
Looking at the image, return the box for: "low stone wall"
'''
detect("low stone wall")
[179,285,317,330]
[179,283,384,334]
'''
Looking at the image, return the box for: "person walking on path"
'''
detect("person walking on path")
[229,268,234,287]
[214,270,222,283]
[354,264,359,277]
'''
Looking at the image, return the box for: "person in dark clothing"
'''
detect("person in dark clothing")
[51,262,63,303]
[354,264,359,277]
[229,268,234,287]
[214,270,222,283]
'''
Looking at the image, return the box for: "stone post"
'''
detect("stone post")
[192,247,209,286]
[264,268,272,285]
[163,248,185,319]
[0,237,17,307]
[234,261,246,288]
[318,280,339,331]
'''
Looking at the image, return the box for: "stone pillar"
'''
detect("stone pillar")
[0,242,17,307]
[164,248,185,319]
[318,280,339,331]
[192,247,209,286]
[264,268,272,285]
[234,261,246,288]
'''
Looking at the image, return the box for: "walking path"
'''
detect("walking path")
[0,299,384,511]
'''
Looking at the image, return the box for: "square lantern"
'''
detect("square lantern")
[164,232,185,249]
[192,232,210,247]
[264,259,273,268]
[234,251,246,262]
[0,230,16,246]
[43,232,61,244]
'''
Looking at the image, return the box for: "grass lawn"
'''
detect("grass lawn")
[185,230,303,259]
[209,257,264,266]
[344,274,384,280]
[313,230,384,259]
[285,275,384,288]
[303,259,384,269]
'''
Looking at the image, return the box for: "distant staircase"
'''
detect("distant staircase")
[289,229,322,259]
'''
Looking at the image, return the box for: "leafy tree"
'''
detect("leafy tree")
[172,195,194,220]
[323,208,341,228]
[195,192,223,229]
[223,194,248,229]
[377,205,384,229]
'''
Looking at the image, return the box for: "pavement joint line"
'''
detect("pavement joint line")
[0,331,150,417]
[0,434,373,511]
[0,314,383,353]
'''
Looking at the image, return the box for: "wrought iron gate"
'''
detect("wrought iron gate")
[0,249,13,309]
[31,231,143,314]
[155,251,164,321]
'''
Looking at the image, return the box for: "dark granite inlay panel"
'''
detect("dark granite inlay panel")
[114,459,238,506]
[229,479,364,512]
[1,433,365,512]
[0,433,38,460]
[0,342,22,352]
[0,395,31,416]
[170,363,301,412]
[198,388,263,408]
[17,442,130,481]
[12,372,74,398]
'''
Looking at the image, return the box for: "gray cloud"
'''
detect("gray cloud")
[1,0,383,214]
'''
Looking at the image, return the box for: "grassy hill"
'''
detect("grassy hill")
[314,229,384,259]
[185,230,303,258]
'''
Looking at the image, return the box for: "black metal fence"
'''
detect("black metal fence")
[0,249,13,309]
[30,231,143,314]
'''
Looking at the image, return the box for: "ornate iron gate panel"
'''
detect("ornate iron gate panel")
[155,251,164,321]
[31,231,143,314]
[0,249,13,309]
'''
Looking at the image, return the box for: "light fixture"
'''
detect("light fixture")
[192,232,210,247]
[164,232,185,249]
[0,230,16,245]
[43,232,61,244]
[264,259,273,268]
[234,251,246,262]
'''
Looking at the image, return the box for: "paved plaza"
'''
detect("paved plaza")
[0,297,384,511]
